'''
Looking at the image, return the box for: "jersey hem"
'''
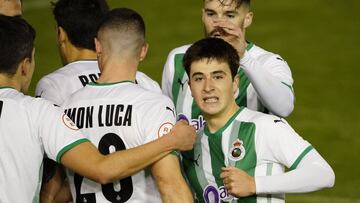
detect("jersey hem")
[289,145,313,170]
[56,138,90,163]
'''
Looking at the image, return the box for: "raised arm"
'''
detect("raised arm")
[60,120,196,184]
[240,52,294,117]
[151,154,194,203]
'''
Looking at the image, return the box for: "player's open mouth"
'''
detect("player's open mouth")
[203,96,219,103]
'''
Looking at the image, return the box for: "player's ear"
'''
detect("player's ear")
[95,38,102,56]
[139,42,149,62]
[233,74,240,94]
[57,26,67,43]
[244,11,253,28]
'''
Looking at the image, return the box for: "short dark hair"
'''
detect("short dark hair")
[204,0,250,8]
[183,38,239,79]
[0,15,35,75]
[52,0,109,50]
[98,8,145,40]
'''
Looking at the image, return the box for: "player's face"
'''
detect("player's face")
[189,59,238,119]
[0,0,22,16]
[202,0,249,37]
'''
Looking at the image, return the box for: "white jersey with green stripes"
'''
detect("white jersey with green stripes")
[62,81,176,203]
[162,42,293,131]
[182,107,312,203]
[0,88,88,203]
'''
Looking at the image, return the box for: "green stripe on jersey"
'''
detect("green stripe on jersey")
[236,69,251,108]
[172,54,186,106]
[289,145,313,170]
[56,138,90,162]
[232,122,257,203]
[182,129,208,202]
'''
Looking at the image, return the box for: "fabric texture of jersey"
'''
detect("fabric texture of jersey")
[36,60,161,105]
[62,81,176,203]
[161,43,293,131]
[182,107,312,203]
[0,88,88,203]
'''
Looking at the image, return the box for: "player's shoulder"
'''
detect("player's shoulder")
[167,44,192,58]
[248,43,287,64]
[237,107,286,128]
[1,88,54,112]
[135,71,161,93]
[40,60,98,80]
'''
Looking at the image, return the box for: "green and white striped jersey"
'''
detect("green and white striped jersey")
[162,43,294,131]
[182,107,312,203]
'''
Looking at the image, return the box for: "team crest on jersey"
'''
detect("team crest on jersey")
[62,114,79,131]
[157,122,174,137]
[229,139,245,161]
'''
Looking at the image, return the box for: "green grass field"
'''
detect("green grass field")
[22,0,360,202]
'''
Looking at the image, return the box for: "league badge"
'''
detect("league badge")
[229,139,245,161]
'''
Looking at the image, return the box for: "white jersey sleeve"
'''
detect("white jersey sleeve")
[162,49,176,99]
[135,71,162,94]
[33,99,89,162]
[241,50,294,117]
[35,77,65,105]
[255,118,335,194]
[138,95,176,143]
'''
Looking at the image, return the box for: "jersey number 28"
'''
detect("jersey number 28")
[74,133,133,202]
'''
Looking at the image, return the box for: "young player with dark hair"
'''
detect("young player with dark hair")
[181,38,334,203]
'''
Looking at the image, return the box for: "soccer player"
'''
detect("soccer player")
[181,38,335,202]
[162,0,295,131]
[35,0,164,201]
[61,8,194,202]
[0,15,195,203]
[35,0,161,106]
[0,0,21,16]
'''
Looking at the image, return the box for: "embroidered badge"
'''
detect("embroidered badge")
[229,139,245,161]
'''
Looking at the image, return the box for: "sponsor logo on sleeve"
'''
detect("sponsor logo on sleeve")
[62,114,79,131]
[157,122,174,137]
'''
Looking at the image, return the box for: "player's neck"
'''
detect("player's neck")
[0,74,21,92]
[204,103,240,134]
[63,46,97,65]
[96,58,138,84]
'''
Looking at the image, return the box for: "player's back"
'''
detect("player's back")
[36,61,161,105]
[0,88,45,202]
[62,81,175,202]
[0,88,86,202]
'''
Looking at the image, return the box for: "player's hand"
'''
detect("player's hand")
[169,120,196,151]
[212,19,247,58]
[220,166,256,197]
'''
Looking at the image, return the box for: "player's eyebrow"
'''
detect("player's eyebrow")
[191,72,204,78]
[204,8,215,13]
[211,70,226,75]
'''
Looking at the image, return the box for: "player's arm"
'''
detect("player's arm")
[151,154,194,203]
[214,20,294,117]
[40,164,68,203]
[254,148,335,194]
[221,149,335,197]
[161,49,176,98]
[221,119,335,197]
[240,52,295,117]
[60,120,195,184]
